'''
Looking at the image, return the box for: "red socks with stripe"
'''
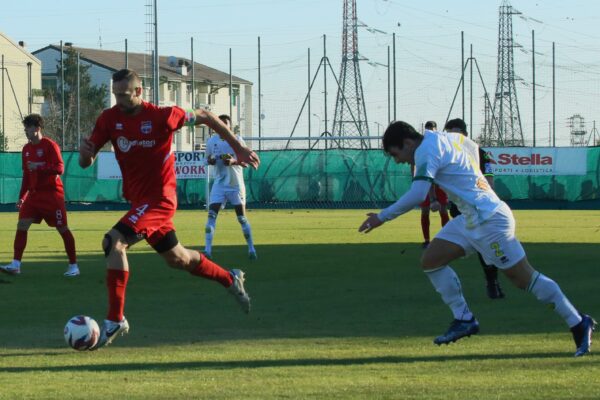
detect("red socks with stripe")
[190,252,233,288]
[60,229,77,264]
[13,230,27,261]
[106,269,129,322]
[421,214,430,242]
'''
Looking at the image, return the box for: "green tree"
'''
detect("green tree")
[0,129,8,152]
[43,48,108,150]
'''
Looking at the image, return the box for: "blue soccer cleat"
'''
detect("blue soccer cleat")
[572,314,597,357]
[434,318,480,345]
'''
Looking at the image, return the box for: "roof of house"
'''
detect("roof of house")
[32,44,251,85]
[0,32,41,65]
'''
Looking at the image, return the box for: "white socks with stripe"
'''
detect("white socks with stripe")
[528,271,582,328]
[425,266,473,321]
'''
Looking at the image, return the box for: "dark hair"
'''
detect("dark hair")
[382,121,423,152]
[23,114,44,129]
[424,120,437,130]
[112,69,141,84]
[218,114,231,124]
[444,118,468,136]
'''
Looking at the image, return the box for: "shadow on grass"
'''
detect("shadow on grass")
[0,352,591,373]
[0,242,598,348]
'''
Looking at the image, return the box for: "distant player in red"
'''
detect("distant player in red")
[79,69,260,350]
[417,121,450,248]
[0,114,79,277]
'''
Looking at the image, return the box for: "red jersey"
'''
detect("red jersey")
[90,102,186,203]
[20,137,64,201]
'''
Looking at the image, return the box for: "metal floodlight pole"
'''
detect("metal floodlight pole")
[77,52,81,148]
[229,48,233,122]
[60,40,65,148]
[552,41,556,147]
[153,0,159,105]
[323,34,328,141]
[532,30,536,147]
[27,62,32,114]
[387,45,391,125]
[307,47,311,148]
[469,44,473,139]
[461,31,465,120]
[125,38,129,68]
[191,36,195,150]
[258,36,262,151]
[1,54,4,136]
[393,32,397,121]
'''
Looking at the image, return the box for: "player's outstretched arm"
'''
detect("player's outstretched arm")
[192,109,260,169]
[359,180,432,233]
[79,138,97,169]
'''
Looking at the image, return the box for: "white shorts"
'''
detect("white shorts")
[209,185,245,206]
[435,203,526,269]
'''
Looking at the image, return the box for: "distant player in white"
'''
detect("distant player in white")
[359,121,595,356]
[204,115,257,260]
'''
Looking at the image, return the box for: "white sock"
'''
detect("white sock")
[528,271,582,328]
[204,210,218,254]
[12,259,21,268]
[237,215,255,252]
[69,263,78,269]
[425,266,473,321]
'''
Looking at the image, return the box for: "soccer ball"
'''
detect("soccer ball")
[64,315,100,351]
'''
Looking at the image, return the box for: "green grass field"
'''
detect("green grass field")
[0,209,599,399]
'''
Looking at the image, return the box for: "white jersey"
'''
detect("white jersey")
[413,130,503,227]
[205,134,246,190]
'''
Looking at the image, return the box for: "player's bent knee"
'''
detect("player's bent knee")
[207,210,218,220]
[102,232,127,258]
[237,215,248,225]
[102,234,113,257]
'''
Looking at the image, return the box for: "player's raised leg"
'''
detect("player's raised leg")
[1,219,33,275]
[57,225,79,277]
[204,203,221,259]
[234,204,256,260]
[421,235,480,345]
[502,257,596,357]
[158,240,250,313]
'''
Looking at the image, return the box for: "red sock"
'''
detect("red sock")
[60,229,77,264]
[421,214,430,242]
[190,252,233,288]
[13,230,27,261]
[106,269,129,322]
[440,210,450,227]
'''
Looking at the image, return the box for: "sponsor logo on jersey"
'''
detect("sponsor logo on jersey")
[116,123,123,130]
[140,121,153,135]
[488,153,552,165]
[116,136,156,153]
[36,149,44,157]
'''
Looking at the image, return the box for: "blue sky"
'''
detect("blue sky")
[2,0,599,145]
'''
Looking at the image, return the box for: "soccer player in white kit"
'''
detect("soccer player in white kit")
[204,115,257,260]
[359,121,595,357]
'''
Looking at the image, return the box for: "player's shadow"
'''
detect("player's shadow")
[0,351,592,373]
[0,242,598,349]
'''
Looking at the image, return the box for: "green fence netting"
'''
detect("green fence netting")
[1,148,599,207]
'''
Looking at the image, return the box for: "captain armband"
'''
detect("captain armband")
[184,109,197,127]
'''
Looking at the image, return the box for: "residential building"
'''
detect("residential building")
[33,44,252,151]
[0,32,43,151]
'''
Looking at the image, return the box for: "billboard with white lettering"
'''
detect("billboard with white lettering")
[485,148,587,176]
[97,151,208,179]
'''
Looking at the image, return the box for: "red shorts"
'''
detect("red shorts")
[118,197,177,247]
[19,191,67,228]
[420,186,449,208]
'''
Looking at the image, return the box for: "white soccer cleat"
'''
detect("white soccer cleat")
[64,264,80,277]
[0,263,21,275]
[89,317,130,350]
[228,269,250,314]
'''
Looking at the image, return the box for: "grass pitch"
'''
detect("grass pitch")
[0,209,599,399]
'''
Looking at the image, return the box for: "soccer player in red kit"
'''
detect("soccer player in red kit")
[79,69,260,349]
[1,114,79,277]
